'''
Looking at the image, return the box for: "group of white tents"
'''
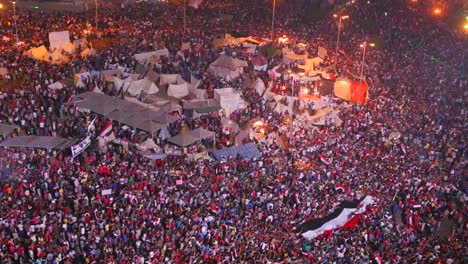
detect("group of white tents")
[24,31,96,64]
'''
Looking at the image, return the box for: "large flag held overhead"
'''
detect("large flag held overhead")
[297,195,375,240]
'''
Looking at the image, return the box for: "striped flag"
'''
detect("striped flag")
[297,196,374,240]
[98,120,113,137]
[320,154,332,165]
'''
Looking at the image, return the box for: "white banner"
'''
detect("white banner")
[71,136,92,158]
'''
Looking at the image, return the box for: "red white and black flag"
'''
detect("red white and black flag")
[297,195,375,240]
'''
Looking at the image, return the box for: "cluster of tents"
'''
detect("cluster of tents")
[23,31,96,64]
[24,31,96,64]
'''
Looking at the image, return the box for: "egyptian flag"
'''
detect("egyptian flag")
[427,160,438,172]
[98,120,113,137]
[297,196,374,240]
[335,184,349,193]
[320,154,332,165]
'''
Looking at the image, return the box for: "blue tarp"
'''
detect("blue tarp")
[211,142,261,161]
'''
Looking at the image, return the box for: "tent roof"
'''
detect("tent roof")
[211,142,261,160]
[0,136,75,150]
[210,55,247,71]
[168,127,215,147]
[0,124,18,137]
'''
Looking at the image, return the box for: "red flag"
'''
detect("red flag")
[342,215,360,230]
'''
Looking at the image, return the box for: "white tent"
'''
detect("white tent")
[50,50,70,64]
[27,45,49,61]
[125,79,159,97]
[214,88,242,110]
[159,74,179,86]
[209,55,247,81]
[167,83,189,98]
[61,42,75,54]
[188,75,206,99]
[49,31,71,51]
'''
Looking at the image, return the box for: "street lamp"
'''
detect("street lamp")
[358,42,374,99]
[333,14,349,64]
[0,3,4,9]
[271,0,276,41]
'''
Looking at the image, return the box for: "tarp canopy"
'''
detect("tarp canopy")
[125,79,159,97]
[50,50,70,65]
[214,88,242,110]
[27,45,49,61]
[159,74,181,86]
[0,136,75,150]
[167,83,189,98]
[0,124,18,138]
[209,55,247,80]
[61,42,75,54]
[211,142,261,160]
[73,92,179,128]
[168,127,215,147]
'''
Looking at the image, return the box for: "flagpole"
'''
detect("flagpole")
[95,0,98,36]
[271,0,276,41]
[183,0,187,34]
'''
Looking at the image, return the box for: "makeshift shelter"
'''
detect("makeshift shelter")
[214,88,242,111]
[50,50,70,65]
[49,31,70,51]
[0,136,75,150]
[0,124,18,139]
[168,128,215,147]
[167,83,189,98]
[159,74,180,86]
[61,42,75,54]
[253,53,268,71]
[211,142,261,160]
[209,55,247,80]
[27,45,49,61]
[124,79,159,97]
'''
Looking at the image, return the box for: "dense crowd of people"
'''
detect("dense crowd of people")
[0,0,466,263]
